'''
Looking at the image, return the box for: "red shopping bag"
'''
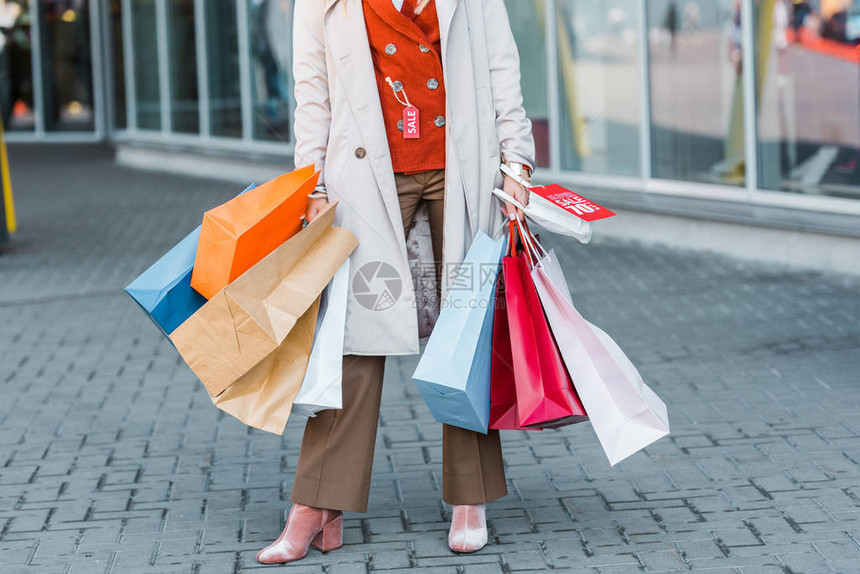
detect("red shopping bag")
[489,271,529,430]
[503,221,588,429]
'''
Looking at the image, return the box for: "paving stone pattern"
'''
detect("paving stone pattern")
[1,145,859,573]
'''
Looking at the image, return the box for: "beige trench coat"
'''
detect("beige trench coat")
[293,0,536,355]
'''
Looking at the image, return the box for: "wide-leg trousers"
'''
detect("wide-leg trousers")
[290,168,507,513]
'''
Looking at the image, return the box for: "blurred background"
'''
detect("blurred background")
[1,0,860,265]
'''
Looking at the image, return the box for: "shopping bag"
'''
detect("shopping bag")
[488,270,528,430]
[412,231,505,433]
[292,259,350,418]
[126,184,257,337]
[527,229,669,465]
[190,165,319,299]
[492,184,591,244]
[212,297,321,434]
[503,236,588,428]
[170,202,358,399]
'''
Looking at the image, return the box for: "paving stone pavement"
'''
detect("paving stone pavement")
[1,145,859,574]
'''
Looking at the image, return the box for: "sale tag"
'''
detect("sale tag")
[530,184,616,222]
[403,106,420,139]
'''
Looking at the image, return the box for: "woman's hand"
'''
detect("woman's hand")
[306,196,329,223]
[500,175,529,220]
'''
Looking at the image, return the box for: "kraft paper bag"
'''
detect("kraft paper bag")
[170,202,358,399]
[191,166,319,299]
[213,297,321,434]
[292,259,350,418]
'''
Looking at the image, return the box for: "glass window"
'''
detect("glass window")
[505,0,550,168]
[757,0,860,199]
[648,0,745,186]
[167,0,199,133]
[557,0,642,176]
[0,0,34,131]
[207,0,241,138]
[109,0,126,130]
[131,0,161,130]
[248,0,292,142]
[37,0,95,132]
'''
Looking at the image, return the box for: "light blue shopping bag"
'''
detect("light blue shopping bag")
[412,231,506,433]
[125,184,256,337]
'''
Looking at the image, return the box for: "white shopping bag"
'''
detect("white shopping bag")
[493,186,592,244]
[291,259,349,418]
[527,238,669,465]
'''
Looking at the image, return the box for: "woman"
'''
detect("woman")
[257,0,535,563]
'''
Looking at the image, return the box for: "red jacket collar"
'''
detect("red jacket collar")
[363,0,435,48]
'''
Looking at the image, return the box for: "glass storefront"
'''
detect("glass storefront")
[558,0,642,176]
[206,0,242,138]
[756,0,860,199]
[648,0,745,186]
[506,0,550,168]
[108,0,126,130]
[1,0,859,219]
[167,0,199,134]
[248,0,292,143]
[130,0,160,130]
[0,0,34,131]
[38,0,95,132]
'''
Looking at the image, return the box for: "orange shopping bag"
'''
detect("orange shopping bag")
[190,165,319,299]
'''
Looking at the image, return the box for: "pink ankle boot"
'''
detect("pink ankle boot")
[448,504,488,553]
[256,503,343,564]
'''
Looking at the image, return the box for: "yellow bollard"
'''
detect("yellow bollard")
[0,114,16,234]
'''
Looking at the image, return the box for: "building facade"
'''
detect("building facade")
[2,0,860,234]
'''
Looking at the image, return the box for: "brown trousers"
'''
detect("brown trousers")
[291,169,507,513]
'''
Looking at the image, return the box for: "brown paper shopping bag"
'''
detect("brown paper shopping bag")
[213,297,321,434]
[169,202,357,399]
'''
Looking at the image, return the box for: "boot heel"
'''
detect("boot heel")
[310,515,343,552]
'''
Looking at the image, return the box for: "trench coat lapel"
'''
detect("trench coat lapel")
[434,0,459,59]
[323,0,408,254]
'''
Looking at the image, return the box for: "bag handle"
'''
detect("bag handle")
[514,217,540,268]
[521,218,548,259]
[492,187,527,214]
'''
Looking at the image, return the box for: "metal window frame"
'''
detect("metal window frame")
[637,0,652,185]
[90,0,107,139]
[121,0,138,133]
[100,0,118,135]
[155,0,171,133]
[193,0,211,137]
[237,0,253,142]
[545,0,560,171]
[740,0,758,201]
[29,0,45,137]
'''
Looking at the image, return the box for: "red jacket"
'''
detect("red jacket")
[362,0,446,174]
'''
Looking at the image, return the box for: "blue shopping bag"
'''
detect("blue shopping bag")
[125,184,256,337]
[412,231,506,433]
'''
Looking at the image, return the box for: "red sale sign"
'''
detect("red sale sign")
[403,106,420,139]
[529,184,616,222]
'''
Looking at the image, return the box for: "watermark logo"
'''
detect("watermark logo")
[353,261,403,311]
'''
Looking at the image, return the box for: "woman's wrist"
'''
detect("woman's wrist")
[503,161,532,183]
[308,184,329,200]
